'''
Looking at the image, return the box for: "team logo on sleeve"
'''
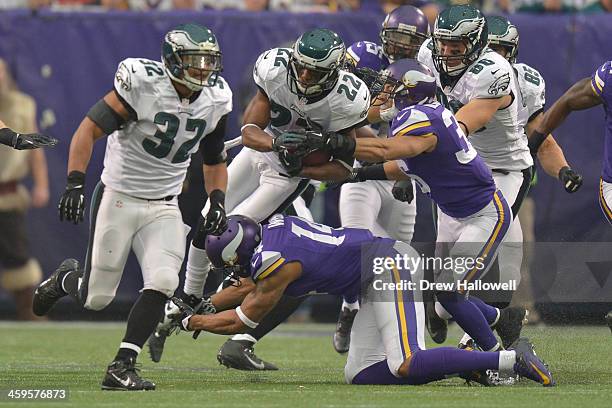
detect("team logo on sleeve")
[115,62,132,92]
[488,72,510,96]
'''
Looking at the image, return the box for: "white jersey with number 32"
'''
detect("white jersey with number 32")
[102,58,232,199]
[418,41,533,171]
[253,48,370,173]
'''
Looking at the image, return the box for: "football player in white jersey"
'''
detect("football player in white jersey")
[487,16,582,194]
[416,5,530,345]
[153,28,370,370]
[32,24,232,390]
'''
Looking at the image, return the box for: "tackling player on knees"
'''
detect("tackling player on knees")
[32,23,231,390]
[168,214,554,387]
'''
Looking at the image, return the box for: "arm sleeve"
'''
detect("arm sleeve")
[200,114,228,165]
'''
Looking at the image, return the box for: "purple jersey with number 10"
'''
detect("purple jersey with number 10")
[591,61,612,182]
[249,215,395,300]
[392,101,496,218]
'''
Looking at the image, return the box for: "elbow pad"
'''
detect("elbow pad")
[86,99,126,135]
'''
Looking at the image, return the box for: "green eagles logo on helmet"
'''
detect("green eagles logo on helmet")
[487,16,519,64]
[432,5,488,77]
[288,28,346,98]
[162,23,223,91]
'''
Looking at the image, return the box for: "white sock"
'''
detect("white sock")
[231,333,257,343]
[182,244,211,297]
[490,307,501,327]
[498,350,516,372]
[342,299,360,311]
[119,342,141,355]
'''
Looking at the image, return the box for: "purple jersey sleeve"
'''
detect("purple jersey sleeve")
[591,61,611,100]
[391,107,436,138]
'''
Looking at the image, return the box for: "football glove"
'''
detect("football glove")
[58,171,86,224]
[204,189,227,235]
[324,132,356,157]
[0,127,58,150]
[272,131,307,152]
[558,166,582,193]
[392,179,415,203]
[279,149,304,177]
[168,297,195,331]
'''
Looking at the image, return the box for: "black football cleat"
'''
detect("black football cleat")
[510,338,555,387]
[217,339,278,371]
[425,301,448,344]
[494,307,528,349]
[101,358,156,391]
[333,307,358,354]
[32,258,80,316]
[606,311,612,334]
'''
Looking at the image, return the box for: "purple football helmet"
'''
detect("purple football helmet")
[344,41,390,91]
[205,215,262,280]
[380,5,431,61]
[377,59,437,111]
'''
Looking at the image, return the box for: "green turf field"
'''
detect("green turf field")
[0,322,610,407]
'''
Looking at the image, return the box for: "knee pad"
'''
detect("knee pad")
[192,215,208,249]
[0,259,42,291]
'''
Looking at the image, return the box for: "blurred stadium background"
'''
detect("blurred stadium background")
[0,1,611,324]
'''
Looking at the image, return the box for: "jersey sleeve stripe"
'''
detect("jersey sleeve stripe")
[592,71,604,97]
[255,257,286,281]
[394,121,432,137]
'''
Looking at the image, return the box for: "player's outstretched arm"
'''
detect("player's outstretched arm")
[184,262,301,335]
[527,112,583,192]
[354,132,437,162]
[535,77,602,138]
[241,89,273,152]
[455,95,512,136]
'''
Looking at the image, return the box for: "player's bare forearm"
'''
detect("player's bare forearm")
[355,134,436,162]
[67,118,105,174]
[456,96,509,135]
[242,90,273,152]
[536,78,602,135]
[300,161,350,181]
[210,278,256,311]
[367,106,382,124]
[383,161,411,181]
[203,162,227,194]
[188,310,247,335]
[537,135,570,178]
[355,126,377,139]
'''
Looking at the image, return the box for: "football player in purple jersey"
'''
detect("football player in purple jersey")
[324,59,530,354]
[530,60,612,326]
[168,214,554,387]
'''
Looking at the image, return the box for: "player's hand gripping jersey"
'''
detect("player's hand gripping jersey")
[253,48,370,173]
[418,41,532,171]
[103,58,232,198]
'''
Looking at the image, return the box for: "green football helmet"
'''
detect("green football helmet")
[487,16,519,64]
[432,5,488,77]
[287,28,346,97]
[162,23,222,91]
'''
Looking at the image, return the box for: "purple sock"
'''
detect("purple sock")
[468,296,499,325]
[351,349,500,385]
[408,348,500,382]
[437,292,499,350]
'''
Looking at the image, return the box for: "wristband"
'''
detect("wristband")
[241,124,261,133]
